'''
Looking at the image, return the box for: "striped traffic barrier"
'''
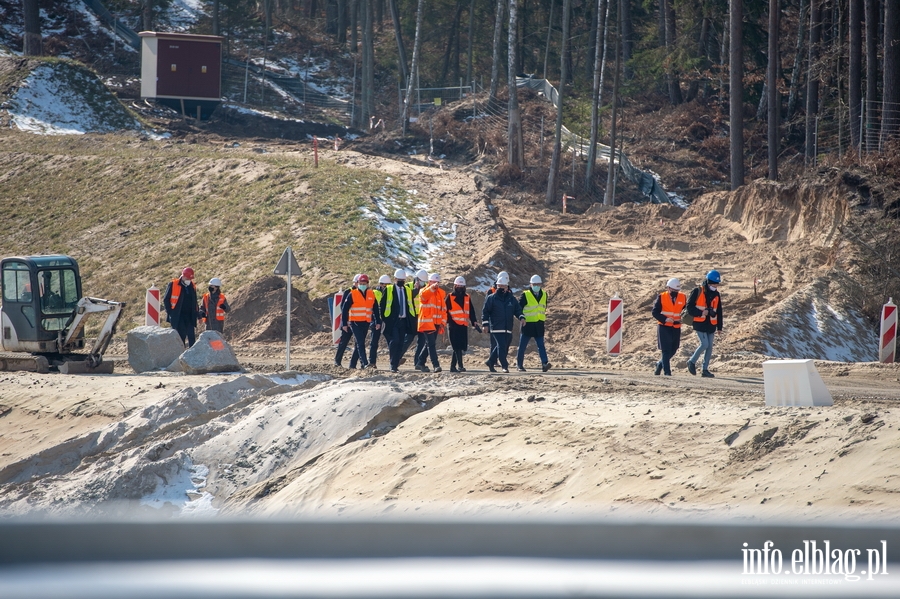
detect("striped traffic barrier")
[607,293,623,356]
[331,291,344,345]
[145,285,160,326]
[880,297,896,364]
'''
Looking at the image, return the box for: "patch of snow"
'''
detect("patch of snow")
[360,188,457,271]
[72,3,139,53]
[761,298,877,362]
[160,0,207,32]
[140,458,218,517]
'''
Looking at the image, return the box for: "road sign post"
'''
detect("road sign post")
[274,247,302,370]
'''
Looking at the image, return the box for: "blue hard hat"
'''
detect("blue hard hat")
[706,270,722,284]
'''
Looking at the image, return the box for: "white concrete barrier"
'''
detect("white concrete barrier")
[762,359,833,407]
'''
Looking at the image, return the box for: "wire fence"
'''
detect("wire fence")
[806,99,900,163]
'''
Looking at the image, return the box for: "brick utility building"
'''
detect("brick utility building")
[140,32,223,120]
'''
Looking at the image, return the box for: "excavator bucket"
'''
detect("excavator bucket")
[58,359,115,375]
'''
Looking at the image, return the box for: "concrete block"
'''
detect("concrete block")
[762,359,833,407]
[127,326,186,373]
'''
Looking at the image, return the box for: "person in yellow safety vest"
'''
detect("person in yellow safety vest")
[163,267,199,347]
[415,273,447,372]
[686,269,723,378]
[199,277,231,334]
[367,274,392,368]
[446,276,482,372]
[516,274,551,372]
[651,277,686,376]
[408,269,430,368]
[340,274,381,369]
[382,268,417,372]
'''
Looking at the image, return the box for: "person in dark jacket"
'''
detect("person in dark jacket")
[481,272,525,373]
[381,268,416,373]
[516,274,551,372]
[341,274,382,369]
[446,276,482,372]
[651,277,686,376]
[199,277,230,334]
[163,267,200,347]
[334,274,360,368]
[686,269,723,378]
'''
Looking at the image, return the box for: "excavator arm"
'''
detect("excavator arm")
[58,297,126,369]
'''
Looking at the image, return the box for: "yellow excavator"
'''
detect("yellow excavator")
[0,255,125,374]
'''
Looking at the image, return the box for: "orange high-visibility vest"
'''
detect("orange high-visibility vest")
[448,294,470,326]
[417,286,446,332]
[349,288,376,322]
[659,291,686,328]
[169,278,193,310]
[202,293,227,322]
[693,289,719,326]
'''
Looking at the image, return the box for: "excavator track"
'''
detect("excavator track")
[0,352,114,374]
[0,352,50,373]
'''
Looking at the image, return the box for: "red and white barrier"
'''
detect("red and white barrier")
[331,291,344,345]
[607,293,623,356]
[145,285,160,326]
[880,297,897,364]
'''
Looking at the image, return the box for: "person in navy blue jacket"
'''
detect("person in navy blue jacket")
[481,272,525,373]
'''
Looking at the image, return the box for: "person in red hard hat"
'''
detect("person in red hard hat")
[163,267,200,347]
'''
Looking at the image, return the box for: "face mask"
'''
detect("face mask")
[454,286,465,294]
[397,280,405,286]
[497,287,507,294]
[358,284,368,292]
[708,285,718,292]
[531,286,541,294]
[209,286,216,293]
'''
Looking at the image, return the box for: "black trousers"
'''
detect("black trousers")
[656,325,682,375]
[368,326,382,365]
[350,322,371,368]
[334,328,354,365]
[174,321,196,348]
[487,332,512,369]
[416,330,440,367]
[386,319,410,370]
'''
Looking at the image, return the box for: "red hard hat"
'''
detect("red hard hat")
[358,274,369,284]
[182,267,195,279]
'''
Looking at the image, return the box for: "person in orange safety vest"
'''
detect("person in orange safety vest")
[686,269,723,378]
[415,273,447,372]
[340,274,381,369]
[199,277,230,334]
[651,277,686,376]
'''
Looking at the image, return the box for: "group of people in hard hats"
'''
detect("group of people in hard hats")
[163,267,230,347]
[652,270,723,377]
[334,269,552,374]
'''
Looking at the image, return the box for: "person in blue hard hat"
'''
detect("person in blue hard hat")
[686,270,723,378]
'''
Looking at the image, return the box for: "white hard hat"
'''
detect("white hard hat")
[496,272,510,286]
[353,274,361,283]
[666,278,681,290]
[394,268,407,279]
[208,277,222,287]
[530,275,542,285]
[454,276,466,286]
[379,274,391,284]
[416,269,428,283]
[428,273,441,282]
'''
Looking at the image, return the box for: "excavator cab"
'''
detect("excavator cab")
[1,255,123,373]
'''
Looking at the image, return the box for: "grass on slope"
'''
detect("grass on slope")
[0,131,414,330]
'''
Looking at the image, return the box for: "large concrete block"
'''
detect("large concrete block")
[171,331,242,375]
[127,326,186,373]
[762,359,833,407]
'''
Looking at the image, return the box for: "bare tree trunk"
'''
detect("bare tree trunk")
[805,0,821,164]
[212,0,220,35]
[849,0,862,148]
[401,0,425,134]
[489,0,506,110]
[142,0,153,32]
[585,0,608,191]
[543,0,554,79]
[546,0,571,206]
[787,0,806,119]
[865,0,879,152]
[729,0,744,189]
[466,0,475,85]
[882,0,900,140]
[664,0,683,105]
[441,0,464,84]
[507,0,524,168]
[389,0,408,87]
[620,0,633,79]
[605,4,621,207]
[362,0,375,123]
[768,0,779,180]
[22,0,41,55]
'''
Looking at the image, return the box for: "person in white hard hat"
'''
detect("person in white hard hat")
[485,271,509,361]
[651,277,686,376]
[516,274,551,372]
[415,273,447,372]
[482,272,525,373]
[382,268,416,372]
[199,277,230,333]
[406,268,430,365]
[446,276,482,372]
[334,274,361,368]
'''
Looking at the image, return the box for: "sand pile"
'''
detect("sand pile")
[226,276,328,343]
